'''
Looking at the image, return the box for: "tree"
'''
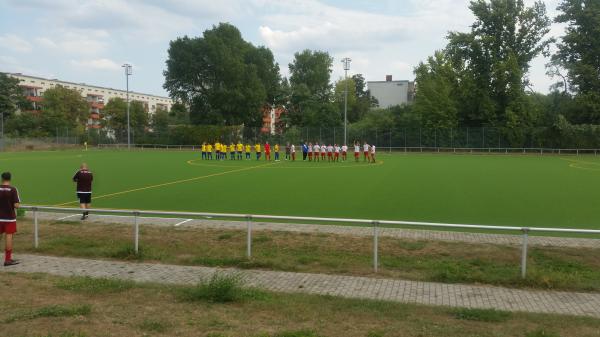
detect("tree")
[103,98,148,137]
[168,102,189,125]
[413,52,459,128]
[288,50,338,127]
[164,23,282,126]
[443,0,552,127]
[553,0,600,123]
[152,107,170,135]
[41,85,89,129]
[333,74,377,123]
[0,73,30,117]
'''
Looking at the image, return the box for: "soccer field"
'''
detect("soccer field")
[1,149,599,229]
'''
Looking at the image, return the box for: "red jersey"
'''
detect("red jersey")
[0,185,20,221]
[73,169,93,193]
[265,144,271,153]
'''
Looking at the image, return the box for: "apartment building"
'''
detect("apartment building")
[367,75,415,109]
[8,73,173,129]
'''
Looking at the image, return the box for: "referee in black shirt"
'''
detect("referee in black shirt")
[73,163,93,220]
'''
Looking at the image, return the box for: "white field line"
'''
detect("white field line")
[56,214,79,221]
[174,219,193,227]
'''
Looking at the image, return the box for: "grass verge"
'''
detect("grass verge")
[1,272,599,337]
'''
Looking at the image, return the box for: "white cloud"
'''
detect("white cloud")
[70,58,122,71]
[0,34,32,53]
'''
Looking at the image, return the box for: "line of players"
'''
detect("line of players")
[200,141,377,163]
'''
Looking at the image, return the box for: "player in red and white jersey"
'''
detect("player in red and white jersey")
[341,144,348,162]
[320,144,327,161]
[326,144,333,162]
[313,143,320,162]
[291,144,296,161]
[363,142,370,162]
[334,144,340,162]
[354,141,360,162]
[370,144,376,163]
[0,172,20,266]
[308,142,313,162]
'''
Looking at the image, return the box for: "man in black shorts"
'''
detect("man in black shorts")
[0,172,20,266]
[73,163,93,220]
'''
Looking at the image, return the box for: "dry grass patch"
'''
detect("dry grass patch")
[11,219,600,291]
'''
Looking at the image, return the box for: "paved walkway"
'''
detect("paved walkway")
[2,254,600,318]
[30,212,600,249]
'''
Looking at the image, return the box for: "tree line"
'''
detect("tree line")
[0,0,598,147]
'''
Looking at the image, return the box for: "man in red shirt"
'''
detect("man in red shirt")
[264,142,271,161]
[73,163,93,220]
[0,172,20,266]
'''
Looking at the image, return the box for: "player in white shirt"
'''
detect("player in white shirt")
[341,144,348,162]
[370,144,376,163]
[326,144,334,162]
[291,144,296,161]
[354,141,361,162]
[320,144,327,161]
[363,142,370,163]
[334,144,340,162]
[308,142,313,162]
[313,143,320,162]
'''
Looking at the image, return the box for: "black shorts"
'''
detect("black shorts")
[77,193,92,204]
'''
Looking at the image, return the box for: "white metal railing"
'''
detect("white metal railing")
[20,205,600,278]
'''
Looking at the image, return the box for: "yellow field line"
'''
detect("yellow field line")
[54,161,278,206]
[558,157,600,172]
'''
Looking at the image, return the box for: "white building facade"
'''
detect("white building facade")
[7,73,173,129]
[367,75,414,109]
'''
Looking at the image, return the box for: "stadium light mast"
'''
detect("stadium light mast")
[342,57,351,146]
[122,63,132,149]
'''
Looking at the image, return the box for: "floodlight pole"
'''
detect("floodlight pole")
[122,64,132,149]
[342,57,351,146]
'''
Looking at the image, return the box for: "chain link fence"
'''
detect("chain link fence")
[4,125,600,152]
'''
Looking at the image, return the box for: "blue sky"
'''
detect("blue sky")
[0,0,564,97]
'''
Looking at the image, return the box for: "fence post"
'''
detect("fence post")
[246,215,253,259]
[33,207,39,248]
[373,221,379,273]
[134,211,140,253]
[521,228,529,279]
[389,129,392,153]
[482,127,485,148]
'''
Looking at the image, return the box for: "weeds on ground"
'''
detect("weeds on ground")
[5,304,91,323]
[178,272,269,303]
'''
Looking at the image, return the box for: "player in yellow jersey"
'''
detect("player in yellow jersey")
[274,144,280,161]
[229,143,236,160]
[201,142,207,160]
[214,142,221,160]
[206,143,213,160]
[254,143,261,160]
[245,144,251,160]
[236,142,243,160]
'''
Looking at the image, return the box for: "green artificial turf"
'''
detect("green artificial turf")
[1,149,599,229]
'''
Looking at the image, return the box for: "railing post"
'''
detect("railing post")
[33,207,39,248]
[373,221,379,273]
[134,211,140,254]
[521,228,529,279]
[246,215,253,259]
